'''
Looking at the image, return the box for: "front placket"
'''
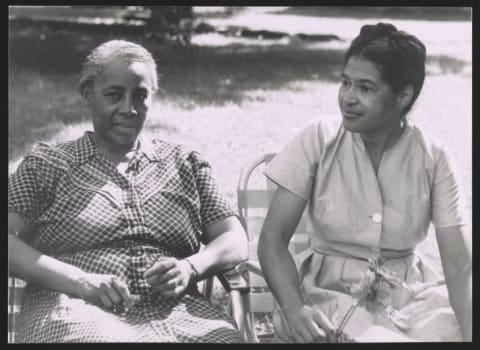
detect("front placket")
[115,166,156,298]
[354,134,385,257]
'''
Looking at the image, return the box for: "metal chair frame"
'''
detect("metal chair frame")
[235,153,310,342]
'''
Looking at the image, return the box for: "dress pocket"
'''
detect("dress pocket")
[339,257,369,288]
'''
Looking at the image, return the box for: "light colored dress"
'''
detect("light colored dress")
[264,120,467,342]
[8,132,243,343]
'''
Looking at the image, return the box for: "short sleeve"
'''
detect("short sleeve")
[263,122,323,200]
[431,144,468,228]
[188,151,236,229]
[8,154,57,224]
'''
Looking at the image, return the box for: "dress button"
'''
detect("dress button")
[372,213,382,223]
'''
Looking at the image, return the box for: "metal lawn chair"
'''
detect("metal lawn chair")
[235,153,310,342]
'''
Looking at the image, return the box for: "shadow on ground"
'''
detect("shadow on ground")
[9,25,346,107]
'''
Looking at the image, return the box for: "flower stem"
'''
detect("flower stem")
[336,299,360,334]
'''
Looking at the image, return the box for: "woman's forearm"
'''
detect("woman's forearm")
[258,232,305,313]
[444,263,472,341]
[435,225,472,341]
[9,233,86,297]
[186,229,248,280]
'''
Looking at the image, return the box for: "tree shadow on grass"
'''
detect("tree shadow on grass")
[150,44,346,109]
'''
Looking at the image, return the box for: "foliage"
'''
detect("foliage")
[144,6,193,46]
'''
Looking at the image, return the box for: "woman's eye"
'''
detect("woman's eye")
[341,80,351,88]
[106,92,121,100]
[360,86,372,93]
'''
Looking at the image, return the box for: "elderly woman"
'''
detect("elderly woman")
[8,40,248,343]
[258,23,471,342]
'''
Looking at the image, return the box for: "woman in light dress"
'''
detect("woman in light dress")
[258,23,471,342]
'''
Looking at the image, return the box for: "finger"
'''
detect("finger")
[306,320,327,342]
[146,268,178,286]
[104,285,122,307]
[161,285,185,298]
[154,279,177,293]
[112,278,133,307]
[98,293,114,309]
[143,258,176,279]
[312,312,336,342]
[292,328,311,343]
[300,327,315,343]
[312,309,335,333]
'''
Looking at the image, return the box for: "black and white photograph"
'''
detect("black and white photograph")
[8,6,472,343]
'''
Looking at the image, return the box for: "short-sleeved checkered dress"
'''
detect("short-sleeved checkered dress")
[8,131,244,343]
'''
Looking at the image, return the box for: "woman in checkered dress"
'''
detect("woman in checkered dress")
[8,40,248,343]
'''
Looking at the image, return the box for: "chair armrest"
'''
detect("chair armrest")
[216,265,250,294]
[216,265,258,342]
[236,259,263,277]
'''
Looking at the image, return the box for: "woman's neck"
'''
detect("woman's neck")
[360,119,404,155]
[93,135,138,165]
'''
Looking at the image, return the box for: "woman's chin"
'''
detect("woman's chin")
[107,133,141,149]
[342,119,362,132]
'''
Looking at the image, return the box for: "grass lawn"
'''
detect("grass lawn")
[8,14,472,341]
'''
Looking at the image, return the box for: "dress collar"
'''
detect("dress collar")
[72,131,100,165]
[74,131,168,166]
[351,124,413,153]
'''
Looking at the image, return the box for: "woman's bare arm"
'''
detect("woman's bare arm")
[8,212,133,310]
[435,225,472,341]
[257,186,335,342]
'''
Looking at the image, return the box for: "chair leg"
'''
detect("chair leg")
[229,290,246,339]
[229,290,259,343]
[242,294,260,343]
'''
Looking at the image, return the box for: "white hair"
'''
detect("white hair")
[78,39,158,94]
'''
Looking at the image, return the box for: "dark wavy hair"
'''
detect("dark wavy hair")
[344,23,426,116]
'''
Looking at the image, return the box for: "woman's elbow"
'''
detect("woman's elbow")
[224,227,248,263]
[234,232,249,263]
[257,229,277,264]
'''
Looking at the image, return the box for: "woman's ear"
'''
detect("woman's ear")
[397,85,414,111]
[81,84,92,104]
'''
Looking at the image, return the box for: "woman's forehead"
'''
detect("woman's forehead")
[343,56,385,84]
[96,58,153,88]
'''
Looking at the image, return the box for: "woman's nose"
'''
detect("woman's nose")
[120,97,138,116]
[343,88,358,105]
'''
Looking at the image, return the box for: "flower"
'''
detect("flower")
[334,257,412,341]
[349,269,375,299]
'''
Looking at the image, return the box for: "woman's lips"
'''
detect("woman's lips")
[114,123,138,131]
[343,111,363,119]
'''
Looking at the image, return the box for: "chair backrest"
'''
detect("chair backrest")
[8,276,26,343]
[237,153,310,319]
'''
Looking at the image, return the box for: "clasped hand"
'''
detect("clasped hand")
[75,257,196,312]
[143,257,196,298]
[76,273,134,313]
[285,304,337,343]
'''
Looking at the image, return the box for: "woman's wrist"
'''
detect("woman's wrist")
[184,257,199,282]
[63,269,89,298]
[281,298,307,315]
